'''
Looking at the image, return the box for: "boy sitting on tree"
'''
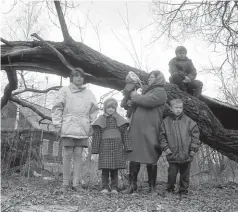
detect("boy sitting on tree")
[169,46,203,97]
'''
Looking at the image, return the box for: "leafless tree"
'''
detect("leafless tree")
[151,0,238,77]
[1,1,238,162]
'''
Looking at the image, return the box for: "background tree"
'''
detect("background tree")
[150,0,238,104]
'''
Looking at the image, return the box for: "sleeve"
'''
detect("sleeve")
[169,58,186,77]
[51,87,66,129]
[119,124,132,152]
[187,60,197,80]
[131,87,166,109]
[91,126,101,154]
[89,93,99,125]
[159,122,169,151]
[189,120,200,152]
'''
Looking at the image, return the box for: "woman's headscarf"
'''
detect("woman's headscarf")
[149,70,166,87]
[142,70,166,94]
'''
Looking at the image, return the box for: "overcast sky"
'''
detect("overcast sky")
[1,0,222,107]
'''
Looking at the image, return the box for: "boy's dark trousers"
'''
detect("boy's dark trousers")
[102,169,118,190]
[167,162,191,194]
[169,73,203,97]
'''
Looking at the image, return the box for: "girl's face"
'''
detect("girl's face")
[72,72,84,87]
[106,107,116,115]
[148,74,156,86]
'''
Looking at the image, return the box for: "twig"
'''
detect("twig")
[13,86,61,96]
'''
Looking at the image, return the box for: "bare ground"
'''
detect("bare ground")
[1,174,238,212]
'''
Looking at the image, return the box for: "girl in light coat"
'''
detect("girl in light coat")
[52,68,99,192]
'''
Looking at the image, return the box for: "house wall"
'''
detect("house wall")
[1,101,33,130]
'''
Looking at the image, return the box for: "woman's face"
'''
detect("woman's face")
[72,72,84,87]
[148,74,156,86]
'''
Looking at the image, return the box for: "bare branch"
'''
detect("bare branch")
[1,68,18,108]
[13,86,61,96]
[31,33,75,72]
[54,1,74,44]
[10,96,52,121]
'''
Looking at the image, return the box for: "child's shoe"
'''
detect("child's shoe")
[72,185,84,192]
[179,190,188,200]
[111,189,118,194]
[100,189,109,194]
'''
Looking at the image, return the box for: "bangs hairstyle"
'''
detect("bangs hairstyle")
[170,99,183,106]
[70,68,86,84]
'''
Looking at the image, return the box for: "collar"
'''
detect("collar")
[176,56,188,61]
[171,112,184,120]
[69,83,86,93]
[103,112,117,118]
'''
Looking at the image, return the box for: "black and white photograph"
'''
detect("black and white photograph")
[1,0,238,211]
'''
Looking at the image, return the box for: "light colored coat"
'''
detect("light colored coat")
[52,83,99,139]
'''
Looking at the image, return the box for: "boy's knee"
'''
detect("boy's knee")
[197,80,203,88]
[192,80,203,89]
[169,73,184,83]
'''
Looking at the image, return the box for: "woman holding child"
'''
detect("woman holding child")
[125,70,167,194]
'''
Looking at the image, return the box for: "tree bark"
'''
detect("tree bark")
[1,40,238,162]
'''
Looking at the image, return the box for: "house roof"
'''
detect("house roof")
[1,100,55,132]
[18,100,55,132]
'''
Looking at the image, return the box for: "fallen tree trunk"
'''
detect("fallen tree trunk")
[1,39,238,162]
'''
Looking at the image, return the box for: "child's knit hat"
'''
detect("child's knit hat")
[175,46,187,55]
[103,98,118,111]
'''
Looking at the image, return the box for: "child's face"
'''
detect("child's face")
[170,103,183,116]
[106,107,116,115]
[72,73,84,87]
[176,51,186,60]
[148,74,156,86]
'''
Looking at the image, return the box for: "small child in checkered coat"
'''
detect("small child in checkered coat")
[92,98,133,194]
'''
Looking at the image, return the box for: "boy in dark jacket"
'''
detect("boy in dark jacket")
[92,98,132,194]
[159,99,200,197]
[169,46,203,97]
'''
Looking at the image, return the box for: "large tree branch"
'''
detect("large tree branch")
[54,1,74,44]
[1,68,18,109]
[1,39,238,162]
[31,33,75,72]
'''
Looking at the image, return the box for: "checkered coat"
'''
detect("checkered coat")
[92,114,132,170]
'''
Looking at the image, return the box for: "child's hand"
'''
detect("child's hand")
[127,100,133,106]
[190,151,196,157]
[130,91,137,98]
[184,76,191,83]
[165,148,172,155]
